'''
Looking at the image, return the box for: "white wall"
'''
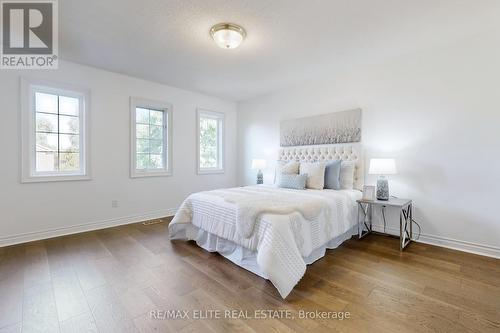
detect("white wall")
[237,28,500,257]
[0,60,238,246]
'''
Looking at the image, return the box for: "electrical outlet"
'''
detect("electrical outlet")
[111,200,119,208]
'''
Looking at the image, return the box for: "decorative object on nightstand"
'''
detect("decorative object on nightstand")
[357,198,413,251]
[362,185,376,201]
[251,159,267,184]
[369,158,397,200]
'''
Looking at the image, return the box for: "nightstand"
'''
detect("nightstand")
[356,198,413,251]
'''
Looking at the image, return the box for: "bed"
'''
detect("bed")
[169,144,364,298]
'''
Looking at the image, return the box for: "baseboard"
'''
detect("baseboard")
[0,207,178,247]
[371,224,500,259]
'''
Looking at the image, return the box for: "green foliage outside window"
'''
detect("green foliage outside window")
[199,117,218,168]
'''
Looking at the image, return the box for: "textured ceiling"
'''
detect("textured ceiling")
[60,0,500,101]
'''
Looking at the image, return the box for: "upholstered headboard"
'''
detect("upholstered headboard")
[278,143,364,190]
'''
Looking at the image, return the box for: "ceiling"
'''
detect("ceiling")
[60,0,500,101]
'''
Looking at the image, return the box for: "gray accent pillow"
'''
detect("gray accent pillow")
[278,173,308,190]
[324,160,342,190]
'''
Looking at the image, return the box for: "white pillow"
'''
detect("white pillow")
[299,162,326,190]
[274,161,300,183]
[339,160,355,189]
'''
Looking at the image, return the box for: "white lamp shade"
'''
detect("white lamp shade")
[251,159,267,170]
[369,158,397,175]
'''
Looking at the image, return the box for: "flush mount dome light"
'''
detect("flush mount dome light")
[210,23,246,49]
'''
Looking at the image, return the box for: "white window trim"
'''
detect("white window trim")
[130,97,173,178]
[20,78,91,183]
[197,108,225,175]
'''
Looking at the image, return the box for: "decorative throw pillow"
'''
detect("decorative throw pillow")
[299,162,326,190]
[324,160,342,190]
[274,160,300,183]
[339,160,355,190]
[278,174,308,190]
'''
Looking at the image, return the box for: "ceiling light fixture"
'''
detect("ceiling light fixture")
[210,23,246,49]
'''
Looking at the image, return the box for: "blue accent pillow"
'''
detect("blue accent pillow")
[278,174,308,190]
[324,160,342,190]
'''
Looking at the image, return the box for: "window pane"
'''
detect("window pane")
[150,125,163,140]
[31,87,86,177]
[59,153,80,171]
[136,139,149,153]
[136,124,149,139]
[59,96,79,116]
[36,112,58,133]
[36,152,58,172]
[136,153,149,169]
[199,117,218,168]
[149,110,163,125]
[150,140,163,154]
[36,133,58,151]
[150,155,163,169]
[59,134,79,152]
[35,92,58,114]
[133,105,168,174]
[59,115,79,134]
[136,108,149,124]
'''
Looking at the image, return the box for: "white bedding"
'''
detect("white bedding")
[202,186,330,238]
[169,185,361,298]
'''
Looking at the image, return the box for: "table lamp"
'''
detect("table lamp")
[251,159,266,184]
[368,158,397,200]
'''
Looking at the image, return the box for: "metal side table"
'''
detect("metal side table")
[357,198,413,251]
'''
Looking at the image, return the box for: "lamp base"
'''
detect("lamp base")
[256,170,263,184]
[376,176,389,200]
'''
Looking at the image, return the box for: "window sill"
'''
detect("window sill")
[130,170,172,178]
[21,174,92,183]
[197,169,225,175]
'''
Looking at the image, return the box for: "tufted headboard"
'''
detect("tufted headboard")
[278,143,364,190]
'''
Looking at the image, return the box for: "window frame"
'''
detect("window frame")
[21,78,91,183]
[196,108,225,175]
[130,97,173,178]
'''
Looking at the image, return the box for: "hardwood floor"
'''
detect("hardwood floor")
[0,219,499,333]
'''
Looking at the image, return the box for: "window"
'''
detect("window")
[197,109,224,174]
[21,79,90,182]
[130,98,172,177]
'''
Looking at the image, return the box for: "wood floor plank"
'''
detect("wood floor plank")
[180,253,255,293]
[1,220,499,333]
[84,284,138,333]
[125,223,170,255]
[45,238,73,275]
[116,285,156,319]
[373,284,499,332]
[178,321,216,333]
[422,286,500,324]
[0,245,26,281]
[52,267,90,322]
[23,242,51,289]
[73,259,107,291]
[0,271,24,328]
[59,313,98,333]
[143,282,197,332]
[185,288,257,333]
[133,313,173,333]
[22,282,60,333]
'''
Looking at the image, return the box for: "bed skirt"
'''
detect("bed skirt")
[170,223,358,280]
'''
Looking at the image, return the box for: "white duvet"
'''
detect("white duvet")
[169,185,361,298]
[203,186,329,238]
